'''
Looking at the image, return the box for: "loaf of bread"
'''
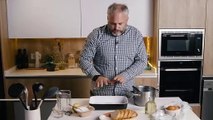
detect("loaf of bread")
[110,109,138,120]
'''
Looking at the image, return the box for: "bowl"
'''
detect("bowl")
[164,105,181,116]
[75,105,95,117]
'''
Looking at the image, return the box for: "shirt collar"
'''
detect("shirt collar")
[105,25,130,36]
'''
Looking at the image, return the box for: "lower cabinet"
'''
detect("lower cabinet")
[190,103,201,118]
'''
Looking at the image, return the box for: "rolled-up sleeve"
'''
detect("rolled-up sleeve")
[79,31,100,78]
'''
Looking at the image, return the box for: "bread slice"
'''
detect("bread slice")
[111,110,120,120]
[123,109,130,118]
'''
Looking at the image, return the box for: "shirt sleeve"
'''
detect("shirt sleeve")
[119,33,148,80]
[79,31,100,78]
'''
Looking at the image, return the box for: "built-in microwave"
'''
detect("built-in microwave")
[159,29,205,60]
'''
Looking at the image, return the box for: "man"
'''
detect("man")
[79,3,147,96]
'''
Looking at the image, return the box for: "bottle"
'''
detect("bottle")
[35,51,42,68]
[145,97,156,115]
[68,53,75,68]
[22,49,29,68]
[16,49,23,69]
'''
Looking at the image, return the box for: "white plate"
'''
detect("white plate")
[99,114,111,120]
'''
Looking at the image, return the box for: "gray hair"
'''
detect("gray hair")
[107,3,129,16]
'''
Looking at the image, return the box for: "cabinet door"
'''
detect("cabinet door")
[203,0,213,76]
[158,0,206,28]
[190,104,201,117]
[7,0,81,38]
[134,78,157,88]
[81,0,153,37]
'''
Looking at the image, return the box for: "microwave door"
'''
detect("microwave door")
[161,33,189,56]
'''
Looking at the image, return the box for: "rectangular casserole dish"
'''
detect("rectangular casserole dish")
[89,96,128,110]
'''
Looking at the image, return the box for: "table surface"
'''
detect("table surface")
[47,97,200,120]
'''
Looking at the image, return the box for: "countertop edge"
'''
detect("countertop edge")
[4,66,157,78]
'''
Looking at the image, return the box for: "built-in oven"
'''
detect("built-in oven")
[158,60,202,103]
[159,29,205,60]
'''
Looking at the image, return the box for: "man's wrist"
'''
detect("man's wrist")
[92,75,101,81]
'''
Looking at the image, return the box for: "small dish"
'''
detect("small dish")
[75,105,95,117]
[164,104,181,116]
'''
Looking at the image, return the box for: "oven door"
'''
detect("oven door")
[159,61,202,103]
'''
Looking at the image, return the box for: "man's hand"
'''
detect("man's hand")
[95,76,111,88]
[113,75,125,84]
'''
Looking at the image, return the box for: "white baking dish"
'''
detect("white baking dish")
[89,96,128,110]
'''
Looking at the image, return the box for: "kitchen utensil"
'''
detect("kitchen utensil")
[132,86,141,93]
[8,83,28,110]
[24,86,29,109]
[32,82,44,108]
[132,85,157,106]
[37,87,59,108]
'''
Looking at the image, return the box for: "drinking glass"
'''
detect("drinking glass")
[56,90,71,112]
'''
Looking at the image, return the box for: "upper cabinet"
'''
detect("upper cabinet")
[81,0,153,37]
[157,0,206,28]
[203,0,213,77]
[7,0,154,38]
[7,0,81,38]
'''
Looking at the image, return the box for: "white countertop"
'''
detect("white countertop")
[47,97,200,120]
[4,67,157,78]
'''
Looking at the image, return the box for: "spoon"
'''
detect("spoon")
[132,86,141,93]
[32,82,44,108]
[8,83,28,110]
[37,86,59,108]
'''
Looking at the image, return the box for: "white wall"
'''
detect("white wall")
[81,0,153,37]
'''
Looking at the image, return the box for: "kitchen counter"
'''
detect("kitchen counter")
[47,97,200,120]
[4,67,157,78]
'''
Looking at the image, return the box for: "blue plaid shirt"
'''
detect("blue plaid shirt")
[79,25,147,96]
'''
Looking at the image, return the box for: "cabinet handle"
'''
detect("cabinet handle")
[164,68,198,71]
[165,89,191,92]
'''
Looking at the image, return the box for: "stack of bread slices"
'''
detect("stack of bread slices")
[110,109,138,120]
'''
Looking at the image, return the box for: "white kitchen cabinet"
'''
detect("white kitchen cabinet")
[7,0,153,38]
[81,0,153,37]
[7,0,81,38]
